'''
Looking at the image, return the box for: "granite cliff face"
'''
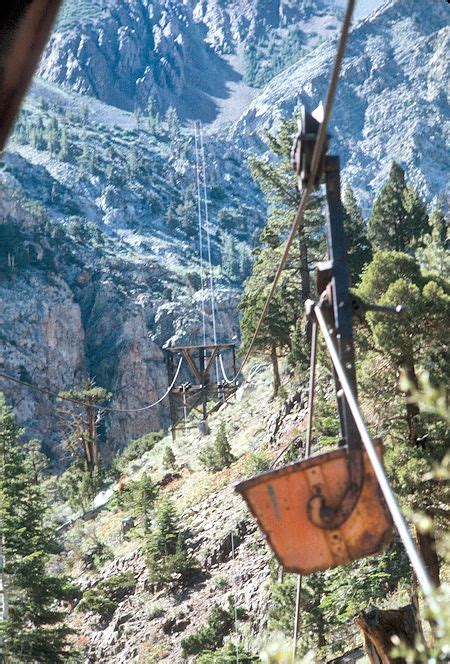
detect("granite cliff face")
[0,175,242,460]
[38,0,342,121]
[235,0,450,207]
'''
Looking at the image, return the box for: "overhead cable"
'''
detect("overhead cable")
[194,121,207,346]
[0,357,183,414]
[235,0,356,380]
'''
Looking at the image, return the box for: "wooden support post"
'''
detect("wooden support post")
[232,345,237,400]
[166,344,236,437]
[356,604,421,663]
[199,346,208,424]
[167,351,178,441]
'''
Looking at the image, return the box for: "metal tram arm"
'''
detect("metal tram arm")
[294,111,365,530]
[312,301,437,603]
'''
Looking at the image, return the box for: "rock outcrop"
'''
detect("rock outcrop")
[234,0,450,206]
[38,0,341,120]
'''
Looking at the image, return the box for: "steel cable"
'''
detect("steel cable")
[0,357,183,414]
[227,0,356,385]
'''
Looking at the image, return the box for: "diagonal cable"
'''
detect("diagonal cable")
[236,0,356,379]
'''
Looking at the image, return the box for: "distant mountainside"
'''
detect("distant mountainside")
[235,0,450,208]
[38,0,342,122]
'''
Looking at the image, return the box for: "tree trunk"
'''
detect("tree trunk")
[316,611,326,649]
[403,364,420,447]
[271,343,281,398]
[414,526,440,588]
[356,604,419,663]
[87,405,98,470]
[403,363,441,587]
[299,235,311,304]
[0,517,9,662]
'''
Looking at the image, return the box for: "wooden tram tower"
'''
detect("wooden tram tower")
[166,343,238,438]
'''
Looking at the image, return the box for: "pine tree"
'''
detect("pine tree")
[242,118,327,386]
[147,97,160,133]
[342,185,372,284]
[368,161,429,252]
[357,251,449,587]
[416,203,449,279]
[30,115,46,151]
[402,184,429,246]
[240,246,297,396]
[59,126,70,162]
[80,142,90,175]
[249,118,324,306]
[165,106,180,142]
[46,117,60,156]
[199,421,235,472]
[146,495,197,587]
[163,446,176,469]
[134,474,159,532]
[58,383,110,473]
[0,395,76,662]
[237,243,252,280]
[221,233,240,282]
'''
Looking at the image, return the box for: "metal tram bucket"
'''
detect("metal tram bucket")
[235,441,393,575]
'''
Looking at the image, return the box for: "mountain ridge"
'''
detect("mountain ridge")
[233,0,449,208]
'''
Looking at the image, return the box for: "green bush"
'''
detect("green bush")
[145,601,165,620]
[199,421,235,472]
[121,473,159,532]
[162,445,176,469]
[114,431,164,470]
[146,495,198,588]
[184,271,202,291]
[78,572,136,621]
[181,601,247,657]
[243,451,271,476]
[197,643,259,663]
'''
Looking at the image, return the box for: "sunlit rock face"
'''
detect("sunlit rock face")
[38,0,341,122]
[234,0,450,207]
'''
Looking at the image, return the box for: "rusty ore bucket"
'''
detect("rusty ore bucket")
[235,442,393,575]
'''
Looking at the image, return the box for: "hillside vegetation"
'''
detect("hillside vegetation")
[0,1,448,663]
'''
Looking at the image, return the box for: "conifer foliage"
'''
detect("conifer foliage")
[368,161,429,252]
[342,185,372,284]
[146,495,198,588]
[199,421,235,472]
[240,118,327,390]
[0,395,76,662]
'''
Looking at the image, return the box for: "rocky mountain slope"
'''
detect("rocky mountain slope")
[38,0,342,122]
[54,365,330,663]
[1,0,448,460]
[0,81,259,457]
[235,0,450,208]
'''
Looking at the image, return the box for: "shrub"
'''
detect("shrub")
[146,495,198,588]
[121,473,159,532]
[145,601,165,620]
[181,601,247,657]
[78,572,136,621]
[114,431,164,470]
[59,460,103,513]
[162,445,176,469]
[199,421,235,472]
[211,574,228,590]
[184,271,202,291]
[277,384,287,401]
[197,644,259,663]
[243,451,271,476]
